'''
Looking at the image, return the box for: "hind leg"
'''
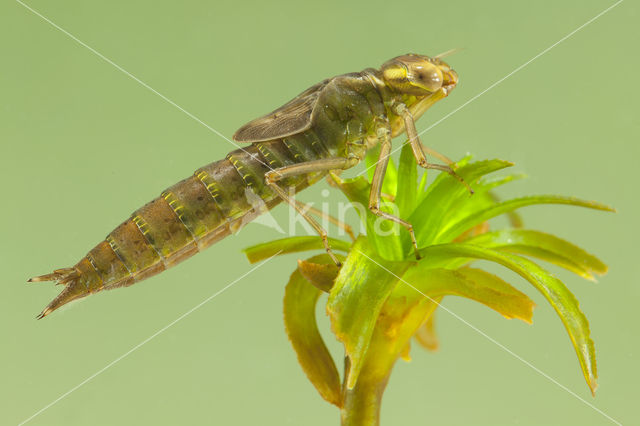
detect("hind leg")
[264,157,359,266]
[299,203,356,241]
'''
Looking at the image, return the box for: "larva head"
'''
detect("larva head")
[381,53,458,96]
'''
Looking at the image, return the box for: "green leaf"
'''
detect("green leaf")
[345,276,438,390]
[402,267,535,323]
[417,154,473,204]
[365,144,398,198]
[457,267,536,322]
[284,254,342,406]
[490,192,525,229]
[364,145,380,182]
[350,264,534,393]
[416,168,429,196]
[329,173,370,207]
[420,158,511,205]
[330,173,404,260]
[446,173,526,227]
[418,243,598,394]
[410,159,514,246]
[396,142,418,219]
[437,195,615,243]
[243,236,351,263]
[467,229,608,281]
[327,237,411,388]
[477,173,527,192]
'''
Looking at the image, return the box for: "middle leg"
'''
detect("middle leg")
[368,121,423,259]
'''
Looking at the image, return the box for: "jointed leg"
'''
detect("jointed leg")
[394,99,473,194]
[421,145,453,167]
[265,157,359,266]
[368,122,422,259]
[304,203,356,241]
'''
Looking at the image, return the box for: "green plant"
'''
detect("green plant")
[243,146,613,425]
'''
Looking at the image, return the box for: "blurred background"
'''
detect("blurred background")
[1,0,637,424]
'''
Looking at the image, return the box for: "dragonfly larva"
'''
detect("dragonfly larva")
[31,53,468,318]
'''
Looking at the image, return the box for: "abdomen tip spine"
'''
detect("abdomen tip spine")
[29,267,87,319]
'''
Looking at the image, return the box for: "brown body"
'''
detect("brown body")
[34,142,326,318]
[31,54,460,318]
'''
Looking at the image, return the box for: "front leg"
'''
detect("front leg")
[394,99,473,194]
[368,120,423,259]
[265,157,359,266]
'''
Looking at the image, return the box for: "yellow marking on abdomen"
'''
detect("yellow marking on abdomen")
[131,214,168,267]
[227,153,257,189]
[84,253,104,288]
[161,190,202,250]
[283,138,307,162]
[106,235,133,275]
[255,143,284,169]
[195,169,224,206]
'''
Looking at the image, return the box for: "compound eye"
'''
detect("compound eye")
[412,64,443,92]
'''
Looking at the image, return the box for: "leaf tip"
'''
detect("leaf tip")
[242,250,259,264]
[584,274,598,283]
[589,378,598,397]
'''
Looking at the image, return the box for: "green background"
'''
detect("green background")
[2,0,637,424]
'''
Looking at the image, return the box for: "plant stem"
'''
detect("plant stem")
[340,358,390,426]
[340,379,388,426]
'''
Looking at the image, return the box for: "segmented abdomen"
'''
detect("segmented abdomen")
[76,135,331,293]
[35,132,336,317]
